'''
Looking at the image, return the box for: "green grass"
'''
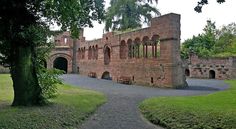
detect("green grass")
[0,74,106,129]
[139,80,236,129]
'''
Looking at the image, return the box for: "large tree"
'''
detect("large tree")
[104,0,160,31]
[0,0,104,106]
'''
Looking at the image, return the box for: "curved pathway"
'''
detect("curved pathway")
[61,74,229,129]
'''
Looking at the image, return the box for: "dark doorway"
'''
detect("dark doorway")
[101,71,112,80]
[185,69,190,77]
[53,57,68,73]
[209,70,215,79]
[104,47,111,65]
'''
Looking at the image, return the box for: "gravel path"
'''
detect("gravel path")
[61,74,229,129]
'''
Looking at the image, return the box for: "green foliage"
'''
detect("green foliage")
[37,68,63,100]
[195,0,226,13]
[139,80,236,129]
[0,74,106,129]
[181,20,236,59]
[0,0,105,106]
[105,0,160,31]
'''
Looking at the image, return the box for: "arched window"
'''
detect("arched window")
[120,40,127,59]
[151,35,160,58]
[134,38,141,58]
[88,46,92,60]
[127,39,133,58]
[104,46,111,65]
[95,45,98,60]
[142,36,149,58]
[92,46,95,59]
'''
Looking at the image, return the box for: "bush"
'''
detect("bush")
[38,68,63,101]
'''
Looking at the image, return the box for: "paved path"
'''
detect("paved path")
[61,74,229,129]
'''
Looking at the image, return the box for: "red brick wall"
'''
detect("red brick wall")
[49,13,187,88]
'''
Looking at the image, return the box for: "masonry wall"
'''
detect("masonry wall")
[77,13,187,88]
[187,54,236,79]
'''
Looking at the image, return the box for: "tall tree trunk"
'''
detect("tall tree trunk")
[11,45,43,106]
[72,38,77,73]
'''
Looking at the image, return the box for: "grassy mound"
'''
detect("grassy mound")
[0,74,106,129]
[139,80,236,129]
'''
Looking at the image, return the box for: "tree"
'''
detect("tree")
[195,0,226,12]
[181,20,217,58]
[0,0,104,106]
[104,0,160,31]
[181,21,236,59]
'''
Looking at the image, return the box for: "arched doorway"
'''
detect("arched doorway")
[104,46,111,65]
[53,57,68,73]
[209,70,215,79]
[101,71,112,80]
[185,69,190,77]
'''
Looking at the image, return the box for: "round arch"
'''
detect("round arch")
[53,57,68,73]
[101,71,112,80]
[49,53,72,73]
[185,69,190,77]
[120,40,127,59]
[209,70,216,79]
[104,45,111,65]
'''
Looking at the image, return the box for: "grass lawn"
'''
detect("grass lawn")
[139,80,236,129]
[0,74,106,129]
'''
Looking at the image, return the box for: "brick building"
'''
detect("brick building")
[47,13,187,88]
[185,54,236,80]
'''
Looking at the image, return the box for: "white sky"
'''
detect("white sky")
[83,0,236,42]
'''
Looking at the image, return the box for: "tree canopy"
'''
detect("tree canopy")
[104,0,160,31]
[181,20,236,59]
[0,0,105,106]
[195,0,226,12]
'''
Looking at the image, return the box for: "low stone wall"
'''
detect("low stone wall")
[185,54,236,80]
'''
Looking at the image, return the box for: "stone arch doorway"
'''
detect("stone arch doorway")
[185,69,190,77]
[104,46,111,65]
[53,57,68,73]
[209,70,216,79]
[101,71,112,80]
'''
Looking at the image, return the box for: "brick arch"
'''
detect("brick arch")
[48,53,72,73]
[127,39,133,58]
[104,45,111,65]
[151,34,160,58]
[134,38,141,58]
[120,40,127,59]
[142,36,150,58]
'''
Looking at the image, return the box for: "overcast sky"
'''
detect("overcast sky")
[83,0,236,42]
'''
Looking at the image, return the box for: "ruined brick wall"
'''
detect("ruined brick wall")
[77,13,187,88]
[47,32,74,73]
[187,54,236,79]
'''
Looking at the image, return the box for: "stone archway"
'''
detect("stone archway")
[53,57,68,73]
[101,71,112,80]
[185,69,190,77]
[209,70,216,79]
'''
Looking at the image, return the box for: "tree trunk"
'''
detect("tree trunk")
[72,38,77,73]
[11,45,43,106]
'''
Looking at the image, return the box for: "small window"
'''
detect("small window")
[151,77,154,83]
[64,38,68,44]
